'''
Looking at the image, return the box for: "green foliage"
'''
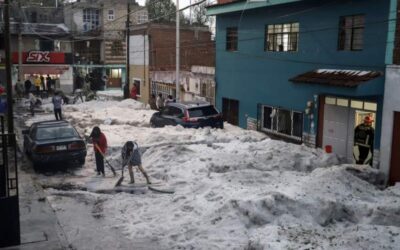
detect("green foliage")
[146,0,177,23]
[192,3,209,25]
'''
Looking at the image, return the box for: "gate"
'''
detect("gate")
[0,115,20,247]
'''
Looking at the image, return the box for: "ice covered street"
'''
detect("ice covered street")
[15,97,400,250]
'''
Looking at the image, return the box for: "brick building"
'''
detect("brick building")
[64,0,148,89]
[129,23,215,104]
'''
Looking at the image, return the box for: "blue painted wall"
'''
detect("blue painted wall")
[215,0,390,148]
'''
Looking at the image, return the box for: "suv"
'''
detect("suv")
[150,101,224,129]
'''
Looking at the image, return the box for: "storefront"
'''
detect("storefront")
[12,51,73,93]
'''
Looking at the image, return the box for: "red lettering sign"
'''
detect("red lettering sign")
[12,52,68,64]
[26,51,51,63]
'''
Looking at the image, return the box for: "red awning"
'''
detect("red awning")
[20,65,70,75]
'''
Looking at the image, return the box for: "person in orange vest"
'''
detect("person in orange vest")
[354,116,375,166]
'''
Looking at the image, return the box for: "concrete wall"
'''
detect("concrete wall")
[129,65,150,103]
[215,0,390,148]
[380,65,400,180]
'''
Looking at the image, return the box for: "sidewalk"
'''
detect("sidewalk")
[2,158,69,250]
[1,115,69,250]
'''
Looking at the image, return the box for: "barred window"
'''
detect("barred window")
[266,23,299,52]
[262,105,303,140]
[226,27,238,51]
[83,9,100,31]
[338,15,365,51]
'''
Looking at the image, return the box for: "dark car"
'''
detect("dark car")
[150,101,224,129]
[23,120,87,167]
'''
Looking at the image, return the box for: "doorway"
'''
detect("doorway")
[222,98,239,126]
[389,112,400,185]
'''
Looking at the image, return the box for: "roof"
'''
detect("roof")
[8,22,70,36]
[206,0,303,16]
[169,101,212,109]
[33,120,70,128]
[289,69,383,88]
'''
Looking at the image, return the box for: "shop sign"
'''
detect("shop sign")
[26,51,51,63]
[12,51,71,64]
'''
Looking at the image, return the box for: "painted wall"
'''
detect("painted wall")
[215,0,390,148]
[380,65,400,180]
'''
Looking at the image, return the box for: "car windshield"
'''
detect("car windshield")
[188,106,219,118]
[36,126,78,140]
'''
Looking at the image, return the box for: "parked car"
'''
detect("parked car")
[23,120,87,167]
[150,101,224,129]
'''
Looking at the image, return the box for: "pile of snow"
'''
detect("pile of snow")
[19,98,400,250]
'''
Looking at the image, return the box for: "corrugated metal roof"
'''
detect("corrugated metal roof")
[290,69,383,87]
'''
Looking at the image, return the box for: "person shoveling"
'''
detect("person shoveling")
[89,126,116,176]
[116,141,151,186]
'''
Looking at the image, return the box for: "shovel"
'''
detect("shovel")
[94,143,117,176]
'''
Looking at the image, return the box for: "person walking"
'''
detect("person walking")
[15,79,24,99]
[90,126,108,176]
[40,75,45,91]
[24,78,32,96]
[46,75,52,93]
[52,91,63,120]
[148,94,157,110]
[164,95,175,106]
[34,75,41,96]
[121,141,151,184]
[28,93,37,116]
[156,93,164,110]
[354,116,375,166]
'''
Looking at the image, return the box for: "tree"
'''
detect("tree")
[192,3,209,25]
[146,0,177,23]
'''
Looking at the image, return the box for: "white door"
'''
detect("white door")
[323,104,350,159]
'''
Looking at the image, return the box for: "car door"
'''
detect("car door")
[24,126,36,154]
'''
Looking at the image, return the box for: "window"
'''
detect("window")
[262,105,303,140]
[226,27,238,51]
[111,41,124,56]
[83,8,100,31]
[266,23,299,52]
[133,79,141,96]
[326,97,377,112]
[108,9,114,20]
[137,12,148,24]
[338,15,365,51]
[161,106,182,117]
[40,39,55,51]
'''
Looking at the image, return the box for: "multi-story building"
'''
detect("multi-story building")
[381,0,400,185]
[64,0,148,89]
[207,0,396,182]
[129,23,215,104]
[0,3,73,92]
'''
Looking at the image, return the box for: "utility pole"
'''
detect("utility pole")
[175,0,180,101]
[124,1,130,99]
[5,0,14,133]
[17,1,23,83]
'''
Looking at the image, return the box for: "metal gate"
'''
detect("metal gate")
[0,115,20,247]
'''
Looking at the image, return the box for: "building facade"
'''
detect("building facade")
[380,0,400,185]
[129,23,215,104]
[0,3,73,92]
[64,0,148,90]
[208,0,392,173]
